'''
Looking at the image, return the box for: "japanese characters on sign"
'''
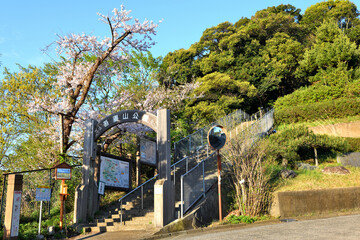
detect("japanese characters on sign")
[94,110,157,139]
[140,138,157,166]
[98,181,105,195]
[11,191,21,237]
[99,156,130,189]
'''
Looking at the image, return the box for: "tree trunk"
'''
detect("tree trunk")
[314,147,318,166]
[62,31,131,154]
[63,116,75,153]
[281,158,288,167]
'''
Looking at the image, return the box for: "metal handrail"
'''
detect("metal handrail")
[173,108,250,162]
[118,174,158,223]
[180,152,216,217]
[179,108,274,217]
[172,144,211,186]
[117,145,210,223]
[117,108,274,222]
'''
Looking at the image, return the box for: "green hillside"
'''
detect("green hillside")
[158,1,360,130]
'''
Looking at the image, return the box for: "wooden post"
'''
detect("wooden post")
[59,180,66,230]
[3,174,23,240]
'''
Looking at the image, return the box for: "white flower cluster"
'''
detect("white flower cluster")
[27,5,164,152]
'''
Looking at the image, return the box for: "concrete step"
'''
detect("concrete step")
[98,212,153,223]
[107,207,154,216]
[106,223,157,232]
[122,218,153,226]
[88,220,156,232]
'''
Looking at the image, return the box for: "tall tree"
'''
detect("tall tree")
[184,72,255,126]
[301,0,359,32]
[297,20,360,84]
[0,65,58,167]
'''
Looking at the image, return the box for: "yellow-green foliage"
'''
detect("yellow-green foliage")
[275,164,360,192]
[185,72,256,126]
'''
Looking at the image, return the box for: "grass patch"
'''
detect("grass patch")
[275,162,360,192]
[224,215,271,225]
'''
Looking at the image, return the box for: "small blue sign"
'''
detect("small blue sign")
[36,187,51,201]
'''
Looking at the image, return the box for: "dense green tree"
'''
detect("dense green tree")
[184,72,255,126]
[275,19,360,116]
[0,65,59,169]
[158,47,200,87]
[302,0,359,31]
[158,4,308,118]
[297,20,359,84]
[244,4,305,44]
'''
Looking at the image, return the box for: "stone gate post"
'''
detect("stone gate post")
[154,109,175,227]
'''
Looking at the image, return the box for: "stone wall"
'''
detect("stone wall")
[337,152,360,167]
[271,187,360,218]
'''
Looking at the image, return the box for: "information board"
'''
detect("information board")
[36,187,51,201]
[140,138,157,166]
[99,156,130,189]
[56,168,71,180]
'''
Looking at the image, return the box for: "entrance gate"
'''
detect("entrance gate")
[73,109,174,227]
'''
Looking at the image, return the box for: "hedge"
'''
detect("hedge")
[274,97,360,124]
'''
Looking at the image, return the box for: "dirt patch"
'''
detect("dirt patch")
[309,121,360,138]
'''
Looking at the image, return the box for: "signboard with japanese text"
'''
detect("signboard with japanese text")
[99,156,130,189]
[94,110,158,139]
[10,191,21,237]
[140,138,157,166]
[98,181,105,195]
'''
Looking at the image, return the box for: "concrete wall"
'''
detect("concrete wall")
[157,183,228,234]
[271,187,360,218]
[309,121,360,138]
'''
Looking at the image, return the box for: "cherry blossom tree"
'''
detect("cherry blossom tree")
[29,5,161,153]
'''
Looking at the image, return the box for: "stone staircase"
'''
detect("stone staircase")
[83,188,157,233]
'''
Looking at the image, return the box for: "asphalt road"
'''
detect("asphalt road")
[70,214,360,240]
[158,214,360,240]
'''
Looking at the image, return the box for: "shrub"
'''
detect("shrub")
[224,133,276,216]
[266,125,349,167]
[275,98,360,124]
[345,138,360,152]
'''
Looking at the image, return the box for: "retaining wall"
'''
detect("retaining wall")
[271,187,360,218]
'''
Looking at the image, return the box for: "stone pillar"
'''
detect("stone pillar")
[3,174,23,240]
[74,119,97,224]
[154,109,174,227]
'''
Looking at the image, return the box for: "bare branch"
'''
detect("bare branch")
[107,17,115,44]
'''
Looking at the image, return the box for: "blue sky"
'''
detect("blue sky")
[0,0,323,76]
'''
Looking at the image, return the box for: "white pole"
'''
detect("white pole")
[38,201,43,236]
